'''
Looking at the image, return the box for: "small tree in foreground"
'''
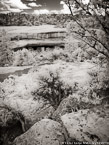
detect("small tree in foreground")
[33,71,73,109]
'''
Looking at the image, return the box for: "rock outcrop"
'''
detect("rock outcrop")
[52,95,95,122]
[11,31,66,41]
[3,25,66,51]
[13,119,65,145]
[11,40,65,51]
[61,108,109,143]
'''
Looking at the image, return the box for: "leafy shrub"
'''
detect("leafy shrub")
[12,47,72,66]
[0,29,13,66]
[81,16,101,29]
[0,13,73,27]
[65,39,93,62]
[88,66,109,104]
[33,71,73,109]
[35,47,71,63]
[65,96,96,113]
[66,40,107,63]
[13,48,36,66]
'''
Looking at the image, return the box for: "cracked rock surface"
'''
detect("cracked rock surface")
[13,119,65,145]
[61,108,109,143]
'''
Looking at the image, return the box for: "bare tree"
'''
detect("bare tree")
[63,0,109,60]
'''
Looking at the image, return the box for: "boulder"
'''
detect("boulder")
[52,95,94,122]
[13,119,65,145]
[61,108,109,143]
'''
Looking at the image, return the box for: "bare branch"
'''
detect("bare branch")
[65,0,109,59]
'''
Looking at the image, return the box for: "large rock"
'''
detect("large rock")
[61,108,109,143]
[13,119,65,145]
[52,95,95,122]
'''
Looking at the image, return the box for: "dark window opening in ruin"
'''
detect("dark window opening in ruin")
[13,44,65,52]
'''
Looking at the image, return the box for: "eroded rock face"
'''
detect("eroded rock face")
[61,109,109,143]
[13,119,65,145]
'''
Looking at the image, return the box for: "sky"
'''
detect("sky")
[0,0,89,14]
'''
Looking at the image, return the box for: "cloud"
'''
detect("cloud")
[33,1,71,15]
[0,0,31,13]
[28,2,41,7]
[60,1,65,5]
[60,0,84,14]
[33,9,49,15]
[0,1,7,11]
[60,1,71,14]
[33,9,60,15]
[32,0,90,15]
[5,0,30,9]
